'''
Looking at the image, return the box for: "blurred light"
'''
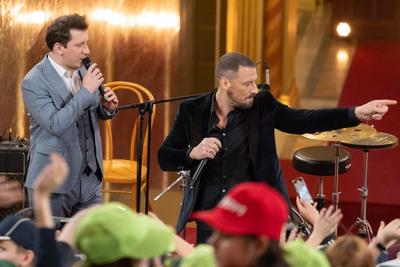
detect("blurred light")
[136,11,180,31]
[8,4,51,25]
[89,9,180,31]
[278,94,290,106]
[14,11,51,24]
[336,22,351,37]
[336,50,349,63]
[11,3,25,15]
[89,9,135,27]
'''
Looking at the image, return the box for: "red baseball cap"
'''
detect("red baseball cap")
[191,182,288,240]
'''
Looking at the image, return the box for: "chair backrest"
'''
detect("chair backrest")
[103,81,156,163]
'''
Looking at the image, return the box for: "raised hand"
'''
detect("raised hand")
[82,63,104,94]
[306,205,343,247]
[102,87,119,112]
[354,99,397,121]
[296,196,319,226]
[375,218,400,249]
[314,206,343,236]
[0,176,23,208]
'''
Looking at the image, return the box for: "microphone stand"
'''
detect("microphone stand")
[118,84,270,213]
[118,92,205,213]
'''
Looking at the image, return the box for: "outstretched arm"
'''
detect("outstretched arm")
[306,206,343,248]
[355,99,397,121]
[33,153,69,228]
[369,218,400,261]
[33,153,69,267]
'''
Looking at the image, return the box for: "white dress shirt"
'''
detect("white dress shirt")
[48,54,81,95]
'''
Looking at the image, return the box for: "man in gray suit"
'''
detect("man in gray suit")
[22,14,119,217]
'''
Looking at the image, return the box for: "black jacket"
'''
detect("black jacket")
[158,90,359,233]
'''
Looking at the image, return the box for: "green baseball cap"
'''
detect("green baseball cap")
[180,245,217,267]
[0,260,16,267]
[75,202,175,265]
[284,240,330,267]
[164,245,217,267]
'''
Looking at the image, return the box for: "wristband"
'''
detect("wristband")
[375,242,386,252]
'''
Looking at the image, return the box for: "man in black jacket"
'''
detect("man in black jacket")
[158,52,396,243]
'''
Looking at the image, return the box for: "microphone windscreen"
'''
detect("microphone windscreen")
[82,57,92,69]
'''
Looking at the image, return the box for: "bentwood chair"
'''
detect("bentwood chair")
[102,81,155,210]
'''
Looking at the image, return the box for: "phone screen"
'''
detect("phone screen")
[292,177,313,204]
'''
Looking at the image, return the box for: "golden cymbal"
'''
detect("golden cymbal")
[302,124,377,142]
[342,132,398,149]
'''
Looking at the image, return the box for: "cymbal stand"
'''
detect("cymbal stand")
[315,176,326,211]
[349,149,373,240]
[153,171,190,201]
[153,170,190,239]
[332,142,341,211]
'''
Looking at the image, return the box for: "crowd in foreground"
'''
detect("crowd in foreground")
[0,153,398,267]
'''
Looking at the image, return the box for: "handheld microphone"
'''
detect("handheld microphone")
[189,134,221,189]
[189,158,208,189]
[82,57,105,96]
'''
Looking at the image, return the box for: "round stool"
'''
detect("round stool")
[292,146,351,210]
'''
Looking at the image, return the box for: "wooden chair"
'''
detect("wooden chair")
[102,81,155,210]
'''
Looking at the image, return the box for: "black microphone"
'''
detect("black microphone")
[189,134,222,189]
[189,158,208,189]
[82,57,105,96]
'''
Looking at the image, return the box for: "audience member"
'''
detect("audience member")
[0,176,23,208]
[0,215,38,267]
[0,260,16,267]
[284,239,330,267]
[304,205,342,248]
[369,219,400,264]
[191,182,289,267]
[32,153,77,267]
[75,202,175,267]
[326,235,375,267]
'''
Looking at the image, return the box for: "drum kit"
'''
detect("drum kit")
[301,123,398,239]
[153,123,398,240]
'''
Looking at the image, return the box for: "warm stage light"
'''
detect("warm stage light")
[136,11,180,31]
[8,3,51,25]
[336,22,351,37]
[14,11,51,24]
[89,9,180,31]
[336,50,349,63]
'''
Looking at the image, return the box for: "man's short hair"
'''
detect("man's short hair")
[215,52,256,80]
[45,14,88,50]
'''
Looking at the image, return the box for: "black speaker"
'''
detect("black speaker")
[0,140,29,219]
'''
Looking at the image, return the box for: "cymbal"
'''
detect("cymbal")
[342,132,398,150]
[302,124,377,142]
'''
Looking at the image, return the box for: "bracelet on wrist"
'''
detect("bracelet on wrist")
[375,242,387,252]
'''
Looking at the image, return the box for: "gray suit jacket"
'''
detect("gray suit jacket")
[22,55,115,193]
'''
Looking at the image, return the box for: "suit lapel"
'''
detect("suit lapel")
[41,55,72,104]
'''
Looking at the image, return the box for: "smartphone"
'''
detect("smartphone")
[292,177,313,204]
